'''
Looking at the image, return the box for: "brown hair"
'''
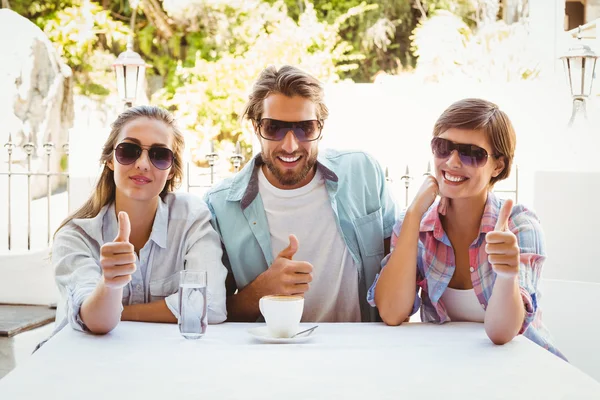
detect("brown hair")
[242,65,329,122]
[432,98,516,186]
[55,105,185,234]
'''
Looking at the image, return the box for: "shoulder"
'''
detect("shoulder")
[204,175,235,200]
[321,149,385,182]
[163,192,211,222]
[322,149,382,169]
[53,222,99,256]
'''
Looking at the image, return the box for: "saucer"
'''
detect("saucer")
[247,326,316,344]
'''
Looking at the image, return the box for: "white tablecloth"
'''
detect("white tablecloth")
[1,322,598,399]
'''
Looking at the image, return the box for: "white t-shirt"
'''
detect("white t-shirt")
[258,168,361,322]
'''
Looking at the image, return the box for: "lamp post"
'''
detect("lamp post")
[112,1,149,108]
[560,27,599,125]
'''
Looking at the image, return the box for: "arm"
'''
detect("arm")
[372,176,439,326]
[80,212,136,334]
[121,300,177,323]
[484,275,524,344]
[484,200,540,345]
[173,202,229,324]
[225,235,313,322]
[54,212,136,335]
[374,211,421,325]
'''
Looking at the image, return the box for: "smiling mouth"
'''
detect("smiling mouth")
[277,155,302,164]
[443,171,468,183]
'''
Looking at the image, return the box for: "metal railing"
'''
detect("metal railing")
[185,141,244,193]
[1,134,70,250]
[1,134,518,251]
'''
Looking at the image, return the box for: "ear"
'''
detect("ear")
[107,159,114,171]
[491,156,506,178]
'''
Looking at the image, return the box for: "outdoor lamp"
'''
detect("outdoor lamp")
[560,27,598,123]
[113,37,149,108]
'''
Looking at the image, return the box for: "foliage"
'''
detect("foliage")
[8,0,526,165]
[269,0,478,81]
[41,0,130,96]
[155,1,367,164]
[411,10,540,83]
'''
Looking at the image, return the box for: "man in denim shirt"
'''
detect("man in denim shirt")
[204,65,396,322]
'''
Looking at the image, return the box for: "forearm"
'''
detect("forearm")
[375,211,421,325]
[121,300,177,323]
[484,276,524,345]
[79,280,124,334]
[225,278,267,322]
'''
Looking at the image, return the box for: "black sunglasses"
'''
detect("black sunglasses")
[431,137,498,168]
[114,142,174,170]
[256,118,323,142]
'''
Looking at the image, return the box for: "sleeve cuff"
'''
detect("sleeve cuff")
[67,286,117,332]
[207,289,227,324]
[165,293,180,320]
[367,270,421,317]
[518,286,536,334]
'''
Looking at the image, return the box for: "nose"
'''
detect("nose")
[446,150,462,169]
[280,130,299,154]
[135,149,151,171]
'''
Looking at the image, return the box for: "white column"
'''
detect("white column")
[529,0,566,76]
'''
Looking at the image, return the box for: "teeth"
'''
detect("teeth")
[444,171,467,182]
[279,156,300,163]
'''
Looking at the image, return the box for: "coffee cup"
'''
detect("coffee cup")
[259,295,304,338]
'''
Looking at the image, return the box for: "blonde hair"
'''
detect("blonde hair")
[242,65,329,122]
[433,98,516,186]
[55,105,184,234]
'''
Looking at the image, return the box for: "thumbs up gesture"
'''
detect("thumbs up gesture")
[485,199,520,279]
[100,211,137,289]
[258,234,313,296]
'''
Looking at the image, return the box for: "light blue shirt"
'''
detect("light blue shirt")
[52,192,228,332]
[204,149,397,321]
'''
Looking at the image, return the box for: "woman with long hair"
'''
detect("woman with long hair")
[53,105,227,334]
[368,98,564,359]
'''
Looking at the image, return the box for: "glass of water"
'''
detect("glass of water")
[178,270,208,340]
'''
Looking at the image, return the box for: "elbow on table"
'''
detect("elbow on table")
[85,321,118,335]
[378,305,409,327]
[485,326,517,346]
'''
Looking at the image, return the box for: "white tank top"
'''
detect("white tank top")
[440,287,485,323]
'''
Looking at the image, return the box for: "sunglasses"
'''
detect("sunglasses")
[256,118,323,142]
[431,137,497,168]
[114,142,174,170]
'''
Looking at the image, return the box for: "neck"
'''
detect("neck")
[441,190,489,237]
[114,192,159,251]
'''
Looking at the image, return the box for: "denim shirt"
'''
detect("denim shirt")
[204,149,397,321]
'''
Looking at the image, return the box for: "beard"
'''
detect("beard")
[261,149,318,187]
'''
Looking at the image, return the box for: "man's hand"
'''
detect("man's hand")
[258,234,313,296]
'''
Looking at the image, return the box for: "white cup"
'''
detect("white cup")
[259,295,304,338]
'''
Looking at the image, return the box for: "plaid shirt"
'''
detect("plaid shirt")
[368,192,565,360]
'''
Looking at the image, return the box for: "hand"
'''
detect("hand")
[485,199,520,279]
[258,234,313,296]
[100,211,137,289]
[407,175,440,217]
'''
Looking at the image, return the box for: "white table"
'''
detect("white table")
[1,322,598,399]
